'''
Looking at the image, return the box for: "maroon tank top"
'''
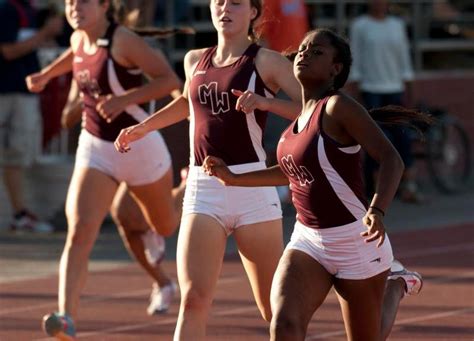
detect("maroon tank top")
[188,44,275,166]
[277,94,368,229]
[73,22,148,141]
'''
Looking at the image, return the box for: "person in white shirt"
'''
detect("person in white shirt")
[349,0,422,203]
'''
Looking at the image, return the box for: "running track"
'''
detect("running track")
[0,223,473,340]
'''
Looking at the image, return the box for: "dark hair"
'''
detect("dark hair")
[306,28,352,90]
[102,0,195,38]
[293,29,433,131]
[249,0,263,41]
[369,105,434,136]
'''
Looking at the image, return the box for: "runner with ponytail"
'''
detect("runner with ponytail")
[204,28,427,340]
[26,0,191,338]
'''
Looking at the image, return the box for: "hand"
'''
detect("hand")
[202,156,235,186]
[114,123,148,153]
[231,89,269,114]
[361,210,386,247]
[26,72,50,93]
[96,94,128,123]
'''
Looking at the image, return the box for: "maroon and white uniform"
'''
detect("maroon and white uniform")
[73,22,147,141]
[187,44,274,166]
[278,94,393,279]
[72,22,171,186]
[183,44,281,233]
[277,95,368,228]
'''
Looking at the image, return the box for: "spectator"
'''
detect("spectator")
[0,0,63,232]
[349,0,422,203]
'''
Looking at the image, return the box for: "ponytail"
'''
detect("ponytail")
[132,26,196,39]
[103,0,195,39]
[369,105,434,137]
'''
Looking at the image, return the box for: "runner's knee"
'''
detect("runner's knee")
[270,306,306,340]
[180,286,213,314]
[65,218,99,250]
[270,309,305,340]
[147,212,177,237]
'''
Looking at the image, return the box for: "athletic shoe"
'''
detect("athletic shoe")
[388,260,423,297]
[10,210,54,233]
[142,229,166,265]
[147,281,178,315]
[42,312,76,340]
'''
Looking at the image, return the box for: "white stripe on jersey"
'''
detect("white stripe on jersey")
[338,145,361,154]
[127,68,142,75]
[107,59,148,122]
[245,71,267,162]
[188,88,197,166]
[317,137,366,219]
[264,88,274,99]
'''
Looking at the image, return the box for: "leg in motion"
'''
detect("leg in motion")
[111,183,177,315]
[270,249,333,341]
[128,168,185,237]
[380,260,423,340]
[234,219,284,322]
[173,214,227,341]
[334,270,389,341]
[43,168,117,338]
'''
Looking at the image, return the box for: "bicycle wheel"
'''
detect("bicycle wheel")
[426,115,472,193]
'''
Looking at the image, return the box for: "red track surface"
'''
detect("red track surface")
[0,223,473,340]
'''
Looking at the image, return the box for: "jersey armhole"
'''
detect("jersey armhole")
[254,65,276,97]
[319,96,360,149]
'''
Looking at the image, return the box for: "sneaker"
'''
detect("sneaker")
[147,281,178,315]
[141,229,166,265]
[388,260,423,297]
[10,210,54,233]
[42,312,76,340]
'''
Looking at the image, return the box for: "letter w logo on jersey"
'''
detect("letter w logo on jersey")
[280,155,315,186]
[198,82,230,115]
[76,70,102,99]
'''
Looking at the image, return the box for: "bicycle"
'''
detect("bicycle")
[413,105,472,193]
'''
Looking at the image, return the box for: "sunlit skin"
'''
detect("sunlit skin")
[24,0,184,329]
[210,0,257,39]
[293,32,342,96]
[65,0,108,31]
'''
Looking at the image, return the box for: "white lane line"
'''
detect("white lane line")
[33,280,255,340]
[4,241,474,338]
[78,306,259,340]
[306,307,474,340]
[0,276,242,316]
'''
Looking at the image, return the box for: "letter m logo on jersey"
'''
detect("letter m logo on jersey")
[280,155,315,186]
[198,82,231,115]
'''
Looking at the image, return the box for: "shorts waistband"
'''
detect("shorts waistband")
[295,219,366,237]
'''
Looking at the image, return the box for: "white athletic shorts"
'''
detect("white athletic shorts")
[183,161,282,235]
[287,219,393,280]
[75,129,171,186]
